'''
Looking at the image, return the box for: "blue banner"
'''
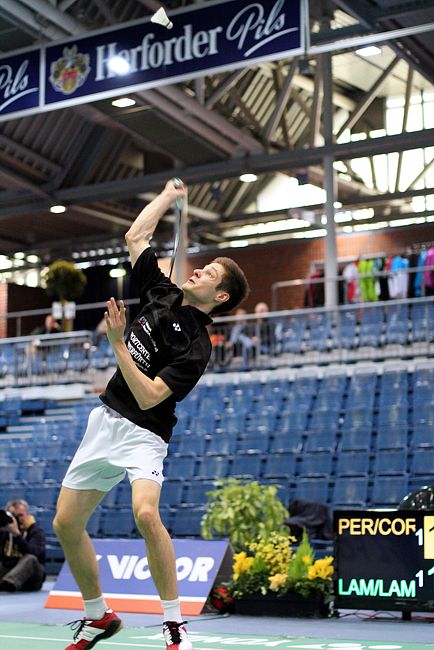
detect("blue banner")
[0,49,41,116]
[45,538,231,614]
[0,0,303,120]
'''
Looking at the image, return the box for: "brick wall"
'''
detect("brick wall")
[188,224,434,311]
[0,284,7,338]
[7,285,52,337]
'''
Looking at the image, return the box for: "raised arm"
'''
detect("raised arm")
[125,179,186,268]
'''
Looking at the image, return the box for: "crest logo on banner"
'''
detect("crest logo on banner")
[49,46,91,95]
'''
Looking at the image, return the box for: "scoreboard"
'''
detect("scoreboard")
[334,510,434,612]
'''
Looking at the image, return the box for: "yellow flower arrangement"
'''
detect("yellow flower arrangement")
[228,530,334,602]
[307,556,334,581]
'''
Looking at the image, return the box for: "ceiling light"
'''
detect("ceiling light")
[26,254,40,264]
[239,173,258,183]
[109,268,126,278]
[355,46,382,57]
[112,97,136,108]
[107,56,131,75]
[50,205,66,214]
[14,252,25,259]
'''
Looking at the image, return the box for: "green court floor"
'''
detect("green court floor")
[0,623,433,650]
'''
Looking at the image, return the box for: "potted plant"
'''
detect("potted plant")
[201,479,333,617]
[228,529,333,617]
[43,260,87,331]
[201,478,288,549]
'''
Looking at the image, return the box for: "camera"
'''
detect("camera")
[0,509,16,527]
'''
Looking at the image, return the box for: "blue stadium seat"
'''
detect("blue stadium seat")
[116,482,132,507]
[332,477,368,506]
[35,439,63,461]
[159,505,173,532]
[371,476,409,506]
[188,413,216,436]
[87,509,102,536]
[34,508,55,536]
[160,480,184,506]
[375,449,408,476]
[44,461,69,483]
[298,453,332,478]
[278,411,309,434]
[304,431,337,453]
[231,453,263,479]
[164,455,196,479]
[0,484,26,507]
[206,435,237,456]
[263,452,297,479]
[197,456,230,480]
[376,426,408,450]
[336,451,370,477]
[0,464,19,483]
[101,485,118,508]
[20,461,46,483]
[8,443,33,461]
[184,480,216,506]
[340,428,372,452]
[219,412,246,436]
[175,435,207,456]
[270,432,303,453]
[237,434,269,454]
[293,479,330,503]
[412,422,434,448]
[172,506,206,537]
[412,450,434,477]
[25,484,58,507]
[100,509,136,537]
[260,479,291,505]
[244,412,277,434]
[343,407,374,429]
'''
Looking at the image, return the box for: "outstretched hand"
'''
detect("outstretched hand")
[105,297,126,346]
[164,178,186,203]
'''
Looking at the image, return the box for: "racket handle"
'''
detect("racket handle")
[173,177,184,210]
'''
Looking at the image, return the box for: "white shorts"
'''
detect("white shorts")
[62,405,168,492]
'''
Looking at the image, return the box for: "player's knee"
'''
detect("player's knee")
[53,511,80,540]
[133,503,159,533]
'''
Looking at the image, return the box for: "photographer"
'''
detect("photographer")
[0,499,46,592]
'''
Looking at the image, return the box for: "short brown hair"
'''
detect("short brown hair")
[211,257,250,316]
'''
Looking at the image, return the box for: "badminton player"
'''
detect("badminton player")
[53,178,250,650]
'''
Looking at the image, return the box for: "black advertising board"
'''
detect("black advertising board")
[334,510,434,612]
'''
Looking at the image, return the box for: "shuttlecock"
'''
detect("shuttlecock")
[151,7,173,29]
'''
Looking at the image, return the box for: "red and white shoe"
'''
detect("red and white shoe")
[64,609,122,649]
[163,621,193,650]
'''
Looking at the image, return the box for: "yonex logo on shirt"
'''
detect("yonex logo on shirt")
[172,322,181,332]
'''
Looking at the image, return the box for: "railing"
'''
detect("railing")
[209,295,434,371]
[0,331,94,386]
[0,297,432,384]
[271,264,434,311]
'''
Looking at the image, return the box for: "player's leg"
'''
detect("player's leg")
[54,486,123,649]
[132,478,178,598]
[53,486,105,598]
[132,479,192,650]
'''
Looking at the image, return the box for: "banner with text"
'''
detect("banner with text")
[0,0,303,121]
[45,538,232,615]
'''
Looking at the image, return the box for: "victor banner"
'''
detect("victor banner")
[45,538,232,615]
[0,0,303,121]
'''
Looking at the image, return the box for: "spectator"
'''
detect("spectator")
[32,314,61,336]
[0,499,46,592]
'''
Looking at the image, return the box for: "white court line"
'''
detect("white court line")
[0,637,160,648]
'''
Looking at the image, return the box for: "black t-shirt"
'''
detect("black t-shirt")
[100,248,212,442]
